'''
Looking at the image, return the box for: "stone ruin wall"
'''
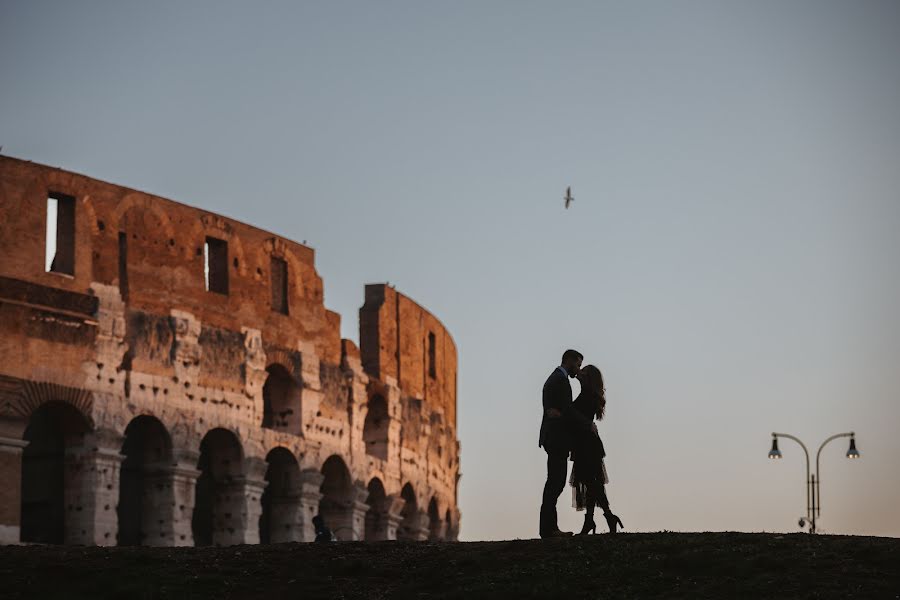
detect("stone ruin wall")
[0,156,460,546]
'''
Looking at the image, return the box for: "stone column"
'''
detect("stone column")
[297,468,324,542]
[138,455,200,547]
[212,458,267,547]
[404,509,431,542]
[447,508,461,541]
[0,435,28,544]
[169,450,201,546]
[267,493,303,543]
[64,429,124,546]
[367,493,405,541]
[326,483,370,541]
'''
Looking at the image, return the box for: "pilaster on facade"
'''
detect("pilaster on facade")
[87,283,128,395]
[169,449,202,546]
[345,366,370,467]
[64,428,125,546]
[242,327,268,403]
[0,436,29,545]
[298,341,324,438]
[297,468,325,542]
[171,309,202,384]
[374,493,407,541]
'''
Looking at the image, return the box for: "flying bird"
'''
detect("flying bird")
[564,186,574,209]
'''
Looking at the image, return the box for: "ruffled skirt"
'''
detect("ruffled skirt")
[570,460,608,511]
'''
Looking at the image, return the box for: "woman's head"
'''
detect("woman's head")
[577,364,606,420]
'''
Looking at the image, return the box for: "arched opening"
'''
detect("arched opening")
[445,509,453,540]
[428,496,442,541]
[364,478,387,541]
[262,364,301,432]
[318,455,353,540]
[192,428,243,547]
[259,447,300,544]
[397,483,419,541]
[20,401,90,544]
[117,415,172,546]
[363,394,389,460]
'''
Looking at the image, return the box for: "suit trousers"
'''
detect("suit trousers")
[540,447,569,534]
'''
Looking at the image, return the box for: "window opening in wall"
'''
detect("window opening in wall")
[203,236,228,294]
[45,193,75,275]
[271,256,288,315]
[118,232,129,301]
[428,332,437,379]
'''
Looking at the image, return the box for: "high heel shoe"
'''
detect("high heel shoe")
[577,515,597,535]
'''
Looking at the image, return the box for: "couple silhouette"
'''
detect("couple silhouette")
[538,349,624,537]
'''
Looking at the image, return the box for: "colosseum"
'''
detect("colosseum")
[0,155,460,546]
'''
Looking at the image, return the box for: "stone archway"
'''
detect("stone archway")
[259,447,301,543]
[20,401,91,544]
[117,415,173,546]
[192,428,257,547]
[398,483,428,541]
[318,455,367,541]
[363,395,389,460]
[364,478,388,541]
[428,496,445,541]
[261,364,301,433]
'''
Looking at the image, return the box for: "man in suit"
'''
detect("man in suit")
[538,349,594,538]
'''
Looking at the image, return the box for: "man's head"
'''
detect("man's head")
[560,349,584,378]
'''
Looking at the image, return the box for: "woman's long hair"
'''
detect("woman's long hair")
[580,364,606,421]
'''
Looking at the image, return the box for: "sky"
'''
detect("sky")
[2,0,899,540]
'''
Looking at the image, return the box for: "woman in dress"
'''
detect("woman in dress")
[569,364,624,535]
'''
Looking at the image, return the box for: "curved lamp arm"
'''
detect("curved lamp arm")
[814,431,854,517]
[772,432,811,520]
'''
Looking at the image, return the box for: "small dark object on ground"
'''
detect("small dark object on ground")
[312,515,333,543]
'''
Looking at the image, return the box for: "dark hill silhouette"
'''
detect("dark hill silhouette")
[1,532,897,598]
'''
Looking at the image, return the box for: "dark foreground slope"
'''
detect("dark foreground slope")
[1,533,898,599]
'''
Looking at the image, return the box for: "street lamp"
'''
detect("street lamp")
[766,431,860,533]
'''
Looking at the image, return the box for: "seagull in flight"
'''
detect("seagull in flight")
[564,186,574,209]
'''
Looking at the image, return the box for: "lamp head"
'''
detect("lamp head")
[768,436,782,459]
[846,436,860,459]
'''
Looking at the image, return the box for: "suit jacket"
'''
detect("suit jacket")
[539,368,596,451]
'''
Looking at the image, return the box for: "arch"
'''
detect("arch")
[110,194,177,247]
[259,447,300,544]
[318,455,353,540]
[117,415,172,546]
[20,401,91,544]
[192,428,244,546]
[261,364,301,432]
[2,380,94,424]
[363,394,389,461]
[397,482,419,541]
[428,496,443,541]
[364,477,387,541]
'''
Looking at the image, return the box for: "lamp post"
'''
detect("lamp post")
[767,431,860,533]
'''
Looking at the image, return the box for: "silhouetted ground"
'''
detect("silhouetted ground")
[2,532,898,599]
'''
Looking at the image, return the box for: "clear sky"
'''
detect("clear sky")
[2,1,899,539]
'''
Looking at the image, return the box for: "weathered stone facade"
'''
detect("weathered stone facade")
[0,156,460,545]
